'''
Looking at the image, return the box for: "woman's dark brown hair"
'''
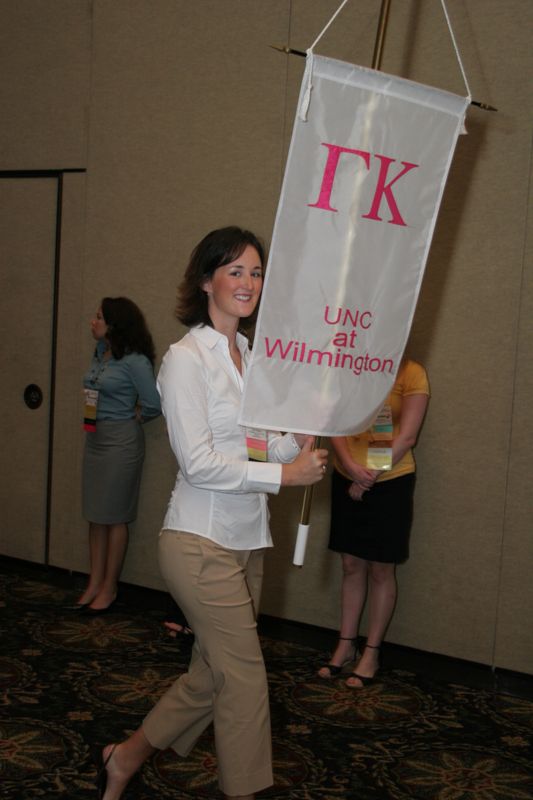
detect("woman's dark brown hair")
[101,297,156,364]
[175,226,265,328]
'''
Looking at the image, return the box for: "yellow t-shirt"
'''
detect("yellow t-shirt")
[334,359,430,483]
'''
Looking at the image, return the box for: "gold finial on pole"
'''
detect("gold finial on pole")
[471,100,497,112]
[269,44,307,57]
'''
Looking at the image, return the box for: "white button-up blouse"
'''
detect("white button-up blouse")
[157,325,300,550]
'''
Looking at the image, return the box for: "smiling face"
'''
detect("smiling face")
[90,307,108,341]
[203,244,263,330]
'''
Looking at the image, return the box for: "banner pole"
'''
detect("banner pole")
[293,438,322,566]
[371,0,392,70]
[292,0,393,567]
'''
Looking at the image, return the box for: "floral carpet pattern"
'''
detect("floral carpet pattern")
[1,559,532,799]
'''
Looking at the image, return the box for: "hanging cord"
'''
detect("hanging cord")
[299,0,474,121]
[308,0,352,52]
[299,0,351,121]
[440,0,472,99]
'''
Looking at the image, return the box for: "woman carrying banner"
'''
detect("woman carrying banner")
[96,226,328,800]
[318,358,429,687]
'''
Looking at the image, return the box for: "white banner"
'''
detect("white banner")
[240,55,469,436]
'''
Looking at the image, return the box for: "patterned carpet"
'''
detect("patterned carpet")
[1,558,533,799]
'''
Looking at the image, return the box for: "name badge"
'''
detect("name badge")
[83,388,99,432]
[367,404,392,470]
[246,427,268,462]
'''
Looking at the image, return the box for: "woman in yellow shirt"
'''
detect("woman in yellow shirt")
[319,358,429,687]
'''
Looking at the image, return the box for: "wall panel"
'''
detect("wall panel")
[494,152,533,674]
[1,0,531,673]
[0,0,91,169]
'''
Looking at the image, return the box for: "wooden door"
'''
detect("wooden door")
[0,177,57,562]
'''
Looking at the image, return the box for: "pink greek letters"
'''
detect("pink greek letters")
[308,143,418,227]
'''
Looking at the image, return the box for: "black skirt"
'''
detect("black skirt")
[329,469,415,564]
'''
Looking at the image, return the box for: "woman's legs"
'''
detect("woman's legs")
[101,730,155,800]
[102,532,271,798]
[318,554,368,677]
[89,523,128,610]
[77,523,107,605]
[100,731,256,800]
[144,535,271,796]
[101,730,256,800]
[346,560,397,687]
[78,522,129,609]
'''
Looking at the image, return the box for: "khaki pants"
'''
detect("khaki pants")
[142,530,272,796]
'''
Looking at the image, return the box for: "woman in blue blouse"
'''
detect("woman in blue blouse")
[75,297,161,614]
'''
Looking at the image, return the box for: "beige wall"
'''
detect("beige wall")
[1,0,531,674]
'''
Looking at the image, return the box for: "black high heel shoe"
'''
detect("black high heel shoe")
[64,593,96,611]
[346,643,381,688]
[82,600,117,616]
[318,636,357,678]
[64,601,90,611]
[94,743,116,799]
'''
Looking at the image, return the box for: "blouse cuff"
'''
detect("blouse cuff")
[246,461,283,494]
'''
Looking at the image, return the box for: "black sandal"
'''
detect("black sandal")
[94,743,116,800]
[318,636,357,678]
[346,643,381,688]
[164,620,193,637]
[165,597,193,637]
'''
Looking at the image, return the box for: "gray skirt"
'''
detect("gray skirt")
[82,419,145,524]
